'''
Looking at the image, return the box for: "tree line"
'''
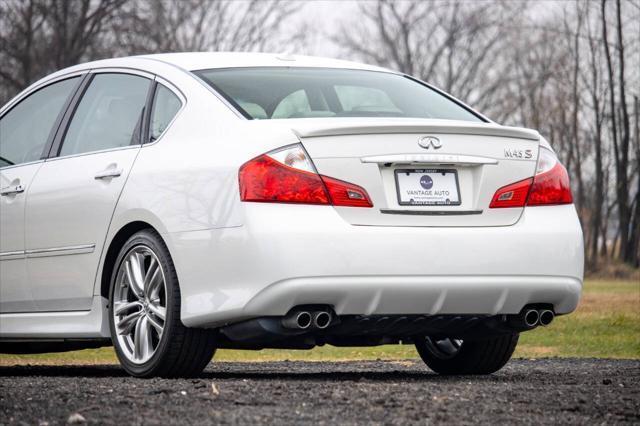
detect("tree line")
[1,0,638,270]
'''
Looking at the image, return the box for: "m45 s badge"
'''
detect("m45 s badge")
[504,148,533,159]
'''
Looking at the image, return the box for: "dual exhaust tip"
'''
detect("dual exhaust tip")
[523,309,555,328]
[284,306,553,331]
[282,310,332,330]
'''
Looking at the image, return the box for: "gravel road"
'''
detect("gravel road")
[1,358,638,425]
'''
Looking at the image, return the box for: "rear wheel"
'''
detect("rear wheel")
[108,229,216,377]
[415,333,519,375]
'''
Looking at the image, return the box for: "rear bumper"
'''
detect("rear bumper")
[166,204,584,328]
[242,275,581,317]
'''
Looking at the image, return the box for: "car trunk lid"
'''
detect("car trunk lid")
[290,118,540,227]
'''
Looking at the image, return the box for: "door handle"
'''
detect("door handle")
[0,184,25,196]
[94,168,123,180]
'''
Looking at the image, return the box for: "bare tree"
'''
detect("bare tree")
[0,0,304,104]
[111,0,301,54]
[601,0,638,264]
[335,0,525,117]
[631,94,640,265]
[582,3,607,266]
[567,6,586,215]
[0,0,126,102]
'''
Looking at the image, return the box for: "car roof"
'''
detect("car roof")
[137,52,395,73]
[4,52,493,124]
[3,52,400,113]
[30,53,398,92]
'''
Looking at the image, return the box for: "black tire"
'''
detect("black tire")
[415,333,519,375]
[108,229,216,378]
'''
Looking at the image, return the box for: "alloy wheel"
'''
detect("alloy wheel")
[112,245,167,364]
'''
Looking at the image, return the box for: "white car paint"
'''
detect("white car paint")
[0,53,583,340]
[0,162,41,313]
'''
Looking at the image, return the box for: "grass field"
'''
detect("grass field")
[1,279,638,365]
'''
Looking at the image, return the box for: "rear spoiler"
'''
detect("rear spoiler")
[291,120,540,141]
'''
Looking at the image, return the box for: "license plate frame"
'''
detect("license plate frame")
[394,168,462,206]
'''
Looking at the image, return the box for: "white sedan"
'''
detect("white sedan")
[0,53,583,377]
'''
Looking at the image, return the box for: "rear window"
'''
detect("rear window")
[194,67,483,122]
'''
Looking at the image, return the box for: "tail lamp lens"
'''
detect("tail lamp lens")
[239,144,372,207]
[322,175,373,208]
[526,148,573,206]
[489,178,533,208]
[490,147,573,208]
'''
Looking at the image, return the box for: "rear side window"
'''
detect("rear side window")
[60,73,151,156]
[149,84,182,142]
[0,77,79,167]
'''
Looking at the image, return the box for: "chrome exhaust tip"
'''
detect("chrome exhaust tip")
[313,311,332,329]
[296,311,313,329]
[282,311,312,329]
[524,309,540,328]
[539,310,555,326]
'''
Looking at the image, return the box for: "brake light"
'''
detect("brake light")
[239,144,372,207]
[526,149,573,206]
[490,147,573,208]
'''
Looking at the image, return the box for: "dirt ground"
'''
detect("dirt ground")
[1,358,638,425]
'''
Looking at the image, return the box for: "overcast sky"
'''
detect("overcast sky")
[281,0,565,59]
[287,0,360,57]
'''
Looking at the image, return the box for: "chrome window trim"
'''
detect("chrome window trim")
[0,70,89,117]
[88,67,155,80]
[0,159,45,172]
[44,144,140,163]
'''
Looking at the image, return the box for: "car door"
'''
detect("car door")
[25,71,153,311]
[0,76,82,313]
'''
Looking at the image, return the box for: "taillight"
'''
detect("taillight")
[239,144,373,208]
[526,148,573,206]
[490,147,573,208]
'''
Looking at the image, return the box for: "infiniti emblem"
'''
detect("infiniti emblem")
[418,136,442,150]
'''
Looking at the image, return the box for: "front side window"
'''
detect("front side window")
[0,77,79,167]
[60,73,151,156]
[195,67,483,122]
[149,84,182,142]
